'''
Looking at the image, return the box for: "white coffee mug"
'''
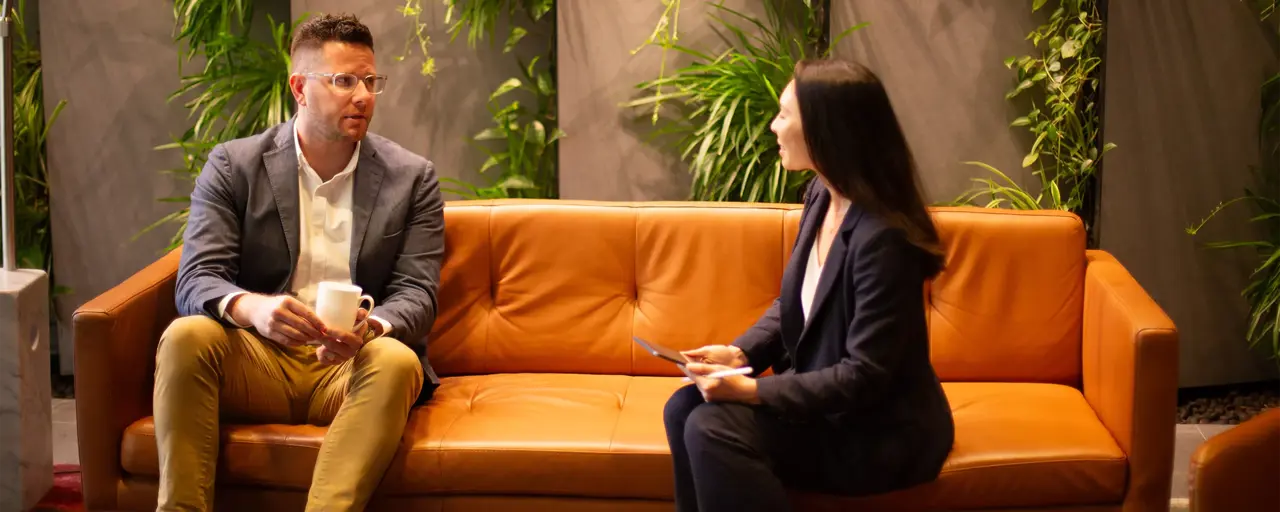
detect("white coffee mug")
[314,281,375,337]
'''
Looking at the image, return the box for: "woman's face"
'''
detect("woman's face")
[771,81,814,172]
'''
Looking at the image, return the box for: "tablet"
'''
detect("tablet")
[632,336,691,365]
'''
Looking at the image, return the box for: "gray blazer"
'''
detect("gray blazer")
[175,118,445,400]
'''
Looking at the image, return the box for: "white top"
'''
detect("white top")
[800,235,822,322]
[288,123,359,310]
[216,123,392,335]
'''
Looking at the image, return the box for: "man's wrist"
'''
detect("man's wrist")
[227,293,259,327]
[369,315,392,338]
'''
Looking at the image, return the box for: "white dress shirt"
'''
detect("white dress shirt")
[217,123,392,336]
[800,237,821,322]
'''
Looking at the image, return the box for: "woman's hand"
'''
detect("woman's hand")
[684,362,760,404]
[681,345,748,367]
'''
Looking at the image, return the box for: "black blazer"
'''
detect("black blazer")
[733,179,954,492]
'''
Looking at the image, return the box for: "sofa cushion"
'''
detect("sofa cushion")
[426,203,1089,387]
[791,383,1129,510]
[427,202,799,379]
[120,378,1125,506]
[927,208,1087,386]
[121,374,686,499]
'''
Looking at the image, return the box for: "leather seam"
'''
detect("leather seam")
[632,208,638,377]
[607,377,634,454]
[942,456,1128,474]
[485,206,495,375]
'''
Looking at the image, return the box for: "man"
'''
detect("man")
[154,13,445,511]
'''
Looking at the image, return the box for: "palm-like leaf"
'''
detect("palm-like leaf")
[143,2,299,250]
[627,1,853,203]
[8,0,72,307]
[1187,2,1280,365]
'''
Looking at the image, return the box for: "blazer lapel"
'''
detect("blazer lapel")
[263,119,301,272]
[781,191,823,349]
[349,142,385,277]
[796,196,864,346]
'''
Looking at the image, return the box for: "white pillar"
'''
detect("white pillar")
[0,270,52,511]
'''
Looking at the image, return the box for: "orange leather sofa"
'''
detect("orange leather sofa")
[1188,407,1280,511]
[74,200,1178,511]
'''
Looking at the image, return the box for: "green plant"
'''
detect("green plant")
[399,0,561,199]
[625,0,863,203]
[950,0,1113,243]
[1186,0,1280,364]
[141,0,298,250]
[394,0,437,77]
[8,0,70,298]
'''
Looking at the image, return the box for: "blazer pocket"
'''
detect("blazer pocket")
[382,227,405,239]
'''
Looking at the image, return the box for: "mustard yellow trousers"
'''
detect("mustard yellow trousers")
[152,315,423,511]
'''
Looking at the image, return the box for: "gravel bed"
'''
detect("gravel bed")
[1178,387,1279,424]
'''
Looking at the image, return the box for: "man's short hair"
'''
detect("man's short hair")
[290,13,375,59]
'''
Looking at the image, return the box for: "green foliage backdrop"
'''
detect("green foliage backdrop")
[626,0,862,203]
[398,0,562,199]
[142,0,298,251]
[950,0,1113,246]
[1187,0,1280,364]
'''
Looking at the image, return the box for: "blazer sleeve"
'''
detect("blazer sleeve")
[175,143,249,322]
[731,297,783,373]
[731,176,820,372]
[754,226,922,416]
[366,161,446,345]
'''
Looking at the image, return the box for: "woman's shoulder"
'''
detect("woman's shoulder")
[849,212,943,279]
[848,213,920,263]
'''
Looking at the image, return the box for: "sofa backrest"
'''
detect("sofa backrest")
[428,200,1085,385]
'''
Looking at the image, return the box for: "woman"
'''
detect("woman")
[664,58,955,511]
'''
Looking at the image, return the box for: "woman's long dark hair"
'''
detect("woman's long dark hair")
[793,58,944,276]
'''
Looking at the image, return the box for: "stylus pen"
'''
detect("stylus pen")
[681,366,754,381]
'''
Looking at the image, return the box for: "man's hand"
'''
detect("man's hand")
[681,345,748,368]
[229,293,326,347]
[315,308,382,365]
[684,362,760,404]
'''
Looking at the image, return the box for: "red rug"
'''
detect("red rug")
[32,464,84,512]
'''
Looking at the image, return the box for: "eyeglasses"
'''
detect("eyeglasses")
[300,72,388,95]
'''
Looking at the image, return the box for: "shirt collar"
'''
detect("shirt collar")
[293,120,360,184]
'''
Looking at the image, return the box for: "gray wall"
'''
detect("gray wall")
[291,0,543,193]
[832,1,1045,203]
[558,0,1043,204]
[558,0,768,201]
[40,0,204,372]
[1100,0,1280,387]
[37,0,1280,388]
[40,0,522,371]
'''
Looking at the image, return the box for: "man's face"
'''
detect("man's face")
[291,41,379,143]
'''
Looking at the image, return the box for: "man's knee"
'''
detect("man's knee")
[356,337,423,389]
[157,315,228,368]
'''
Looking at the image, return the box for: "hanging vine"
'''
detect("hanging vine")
[951,0,1113,246]
[397,0,561,199]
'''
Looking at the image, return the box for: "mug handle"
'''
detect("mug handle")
[352,295,377,335]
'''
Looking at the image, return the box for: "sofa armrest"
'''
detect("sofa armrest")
[72,248,182,510]
[1082,250,1179,512]
[1189,407,1280,512]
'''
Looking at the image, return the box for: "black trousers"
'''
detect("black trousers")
[663,385,862,512]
